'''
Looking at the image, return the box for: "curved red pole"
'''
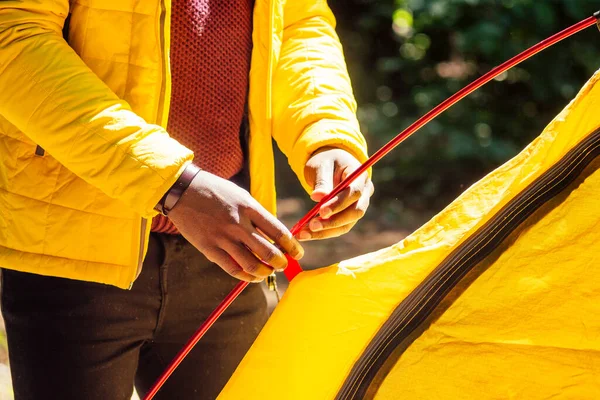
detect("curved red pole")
[143,14,598,400]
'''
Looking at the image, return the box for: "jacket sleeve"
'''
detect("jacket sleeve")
[272,0,369,193]
[0,0,194,219]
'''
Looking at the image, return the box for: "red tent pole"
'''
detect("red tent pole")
[143,13,599,400]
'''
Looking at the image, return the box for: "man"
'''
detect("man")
[0,0,373,399]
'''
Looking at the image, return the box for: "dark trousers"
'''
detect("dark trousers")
[1,233,269,400]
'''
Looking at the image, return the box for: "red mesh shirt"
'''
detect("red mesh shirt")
[152,0,253,234]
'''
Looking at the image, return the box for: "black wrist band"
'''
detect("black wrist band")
[156,164,202,216]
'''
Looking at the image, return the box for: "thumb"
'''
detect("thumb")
[310,160,334,202]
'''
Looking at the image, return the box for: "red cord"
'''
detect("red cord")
[142,15,597,400]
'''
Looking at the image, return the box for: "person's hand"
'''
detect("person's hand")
[168,171,304,282]
[300,147,374,241]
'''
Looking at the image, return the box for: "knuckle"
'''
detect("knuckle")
[273,229,284,242]
[275,229,292,243]
[226,266,243,278]
[264,249,282,266]
[309,231,325,240]
[318,219,331,230]
[229,225,245,239]
[244,262,259,274]
[237,203,252,217]
[315,177,328,186]
[350,188,362,201]
[333,192,355,210]
[327,219,341,229]
[237,199,248,210]
[273,229,285,240]
[262,248,275,262]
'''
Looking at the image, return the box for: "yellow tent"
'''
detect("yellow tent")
[219,69,600,399]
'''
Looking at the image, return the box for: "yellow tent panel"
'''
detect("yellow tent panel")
[219,70,600,399]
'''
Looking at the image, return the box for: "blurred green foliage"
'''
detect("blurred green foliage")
[323,0,600,221]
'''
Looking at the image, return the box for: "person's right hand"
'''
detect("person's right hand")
[168,171,304,282]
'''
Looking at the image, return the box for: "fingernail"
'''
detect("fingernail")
[310,219,323,232]
[321,208,332,219]
[298,231,311,241]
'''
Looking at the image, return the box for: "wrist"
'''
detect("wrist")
[155,164,202,216]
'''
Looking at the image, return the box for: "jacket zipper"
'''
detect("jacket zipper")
[129,0,171,289]
[266,0,275,123]
[336,126,600,400]
[156,0,171,128]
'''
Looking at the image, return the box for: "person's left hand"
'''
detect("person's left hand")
[299,147,374,241]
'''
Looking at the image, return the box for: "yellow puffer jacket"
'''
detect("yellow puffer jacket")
[0,0,368,289]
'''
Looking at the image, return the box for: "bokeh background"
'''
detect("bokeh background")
[1,1,600,398]
[276,0,600,272]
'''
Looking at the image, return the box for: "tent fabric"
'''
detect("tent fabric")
[219,68,600,400]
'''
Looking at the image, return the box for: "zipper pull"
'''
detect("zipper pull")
[266,273,280,303]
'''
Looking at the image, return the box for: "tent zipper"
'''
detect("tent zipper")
[336,126,600,400]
